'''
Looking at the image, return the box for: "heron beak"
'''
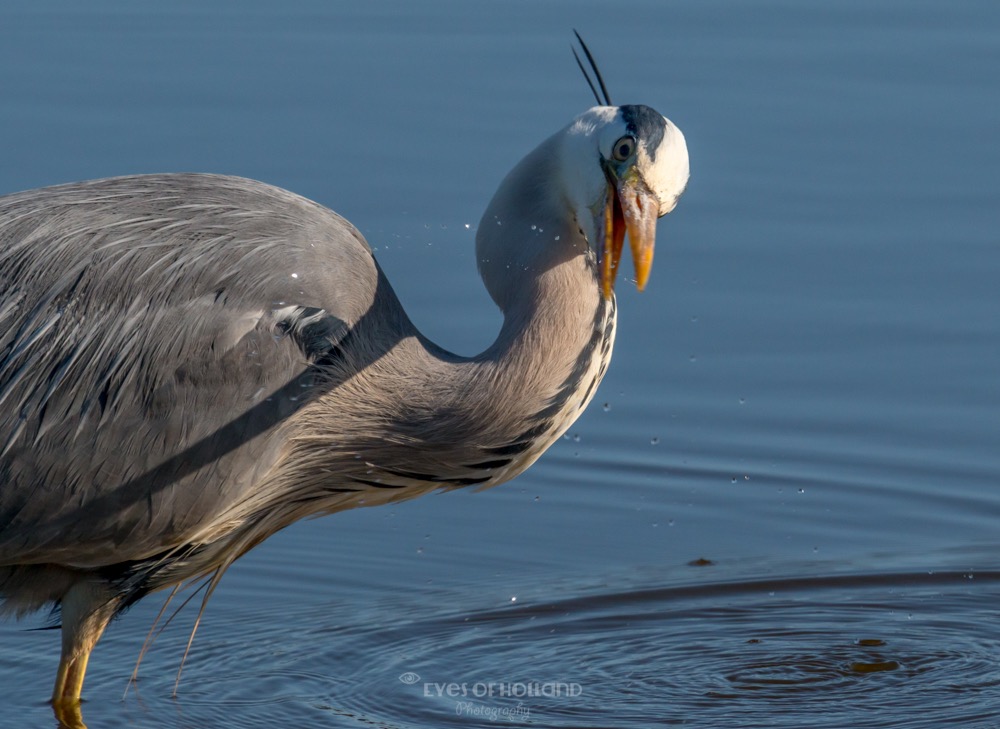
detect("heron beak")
[599,170,660,300]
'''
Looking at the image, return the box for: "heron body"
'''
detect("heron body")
[0,104,688,705]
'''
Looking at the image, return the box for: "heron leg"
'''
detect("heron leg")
[51,579,118,705]
[53,649,92,704]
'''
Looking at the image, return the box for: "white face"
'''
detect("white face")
[561,105,690,250]
[594,106,689,215]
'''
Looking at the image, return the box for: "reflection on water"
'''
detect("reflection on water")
[1,0,999,727]
[41,567,1000,728]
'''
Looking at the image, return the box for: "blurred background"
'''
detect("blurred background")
[0,2,998,727]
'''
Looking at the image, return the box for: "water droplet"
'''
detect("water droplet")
[650,436,660,445]
[530,224,537,230]
[689,355,698,363]
[602,402,611,412]
[510,596,517,603]
[797,487,805,494]
[739,397,746,405]
[667,519,675,527]
[464,223,470,229]
[731,477,738,484]
[290,272,299,279]
[554,235,560,240]
[572,433,581,442]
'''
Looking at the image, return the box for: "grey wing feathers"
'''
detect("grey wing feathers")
[0,174,377,565]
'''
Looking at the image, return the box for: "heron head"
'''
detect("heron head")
[561,105,689,298]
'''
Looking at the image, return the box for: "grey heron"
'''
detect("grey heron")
[0,39,689,712]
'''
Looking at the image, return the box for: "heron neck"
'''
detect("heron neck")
[439,132,615,472]
[449,231,615,477]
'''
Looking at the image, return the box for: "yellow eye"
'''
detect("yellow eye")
[612,135,636,162]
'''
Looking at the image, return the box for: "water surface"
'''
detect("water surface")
[1,1,998,727]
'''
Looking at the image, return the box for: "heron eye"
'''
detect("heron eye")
[612,136,636,162]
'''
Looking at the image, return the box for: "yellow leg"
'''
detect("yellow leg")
[53,648,92,703]
[49,580,117,707]
[52,649,91,729]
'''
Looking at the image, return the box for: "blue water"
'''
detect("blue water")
[1,1,998,727]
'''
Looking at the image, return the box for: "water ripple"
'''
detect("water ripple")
[272,570,1000,728]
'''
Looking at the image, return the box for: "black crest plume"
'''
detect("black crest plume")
[572,30,613,106]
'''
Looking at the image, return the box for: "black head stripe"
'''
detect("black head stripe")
[620,105,666,161]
